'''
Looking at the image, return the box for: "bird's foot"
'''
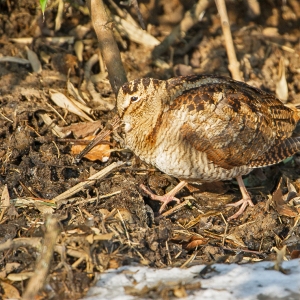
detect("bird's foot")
[140,181,187,213]
[226,196,254,221]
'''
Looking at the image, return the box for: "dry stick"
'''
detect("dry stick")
[0,237,42,252]
[215,0,242,81]
[53,161,125,203]
[22,216,60,300]
[75,115,122,162]
[152,0,212,59]
[131,0,146,30]
[87,0,127,96]
[79,0,128,160]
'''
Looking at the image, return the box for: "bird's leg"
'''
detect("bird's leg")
[140,180,188,213]
[227,175,254,220]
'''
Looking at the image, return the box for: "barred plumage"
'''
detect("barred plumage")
[117,75,300,220]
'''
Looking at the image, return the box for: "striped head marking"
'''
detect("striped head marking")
[117,78,168,132]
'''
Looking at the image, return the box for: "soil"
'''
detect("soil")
[0,0,300,299]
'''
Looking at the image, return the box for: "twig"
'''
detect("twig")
[180,249,199,268]
[215,0,242,81]
[131,0,145,30]
[87,0,127,96]
[161,199,191,217]
[52,161,125,202]
[22,216,60,300]
[72,191,121,206]
[0,237,42,252]
[220,213,228,247]
[75,115,122,162]
[0,110,13,123]
[152,0,211,59]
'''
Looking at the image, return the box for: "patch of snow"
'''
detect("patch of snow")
[84,259,300,300]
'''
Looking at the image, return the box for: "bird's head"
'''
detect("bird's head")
[117,78,169,133]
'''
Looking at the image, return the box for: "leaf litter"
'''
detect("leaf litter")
[0,0,300,299]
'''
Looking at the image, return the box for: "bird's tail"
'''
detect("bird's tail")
[248,137,300,168]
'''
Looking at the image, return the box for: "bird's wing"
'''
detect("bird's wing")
[169,81,298,169]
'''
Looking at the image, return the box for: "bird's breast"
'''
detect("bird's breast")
[125,116,251,182]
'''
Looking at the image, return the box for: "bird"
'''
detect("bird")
[116,74,300,220]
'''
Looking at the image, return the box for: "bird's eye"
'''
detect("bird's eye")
[130,96,140,103]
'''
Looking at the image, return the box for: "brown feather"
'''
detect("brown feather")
[117,75,300,182]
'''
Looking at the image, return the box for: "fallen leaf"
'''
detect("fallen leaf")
[224,234,246,247]
[38,112,70,138]
[26,46,42,73]
[1,281,20,299]
[60,120,102,139]
[71,135,110,162]
[290,250,300,259]
[173,286,187,298]
[50,90,93,122]
[51,53,78,75]
[1,184,10,208]
[108,259,121,269]
[7,272,34,281]
[272,179,299,218]
[186,236,208,249]
[116,208,134,224]
[276,56,288,103]
[67,79,86,104]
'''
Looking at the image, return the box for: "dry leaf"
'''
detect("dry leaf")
[276,57,288,103]
[51,53,78,74]
[74,40,84,62]
[108,259,121,269]
[286,179,297,201]
[113,15,159,47]
[290,250,300,259]
[0,281,20,299]
[34,201,54,214]
[7,272,34,281]
[272,180,299,218]
[40,50,51,64]
[1,185,10,208]
[50,90,93,122]
[186,236,208,250]
[0,56,30,64]
[55,0,64,31]
[93,232,114,241]
[26,46,42,73]
[173,286,188,298]
[86,232,114,243]
[262,27,279,37]
[172,232,191,242]
[5,262,21,274]
[225,233,246,247]
[67,80,86,104]
[174,64,194,76]
[37,112,70,138]
[60,120,102,139]
[116,208,134,223]
[71,135,110,162]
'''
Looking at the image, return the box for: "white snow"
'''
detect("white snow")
[84,259,300,300]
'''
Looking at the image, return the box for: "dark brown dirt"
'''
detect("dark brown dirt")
[1,0,300,299]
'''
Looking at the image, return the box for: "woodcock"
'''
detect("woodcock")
[117,75,300,220]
